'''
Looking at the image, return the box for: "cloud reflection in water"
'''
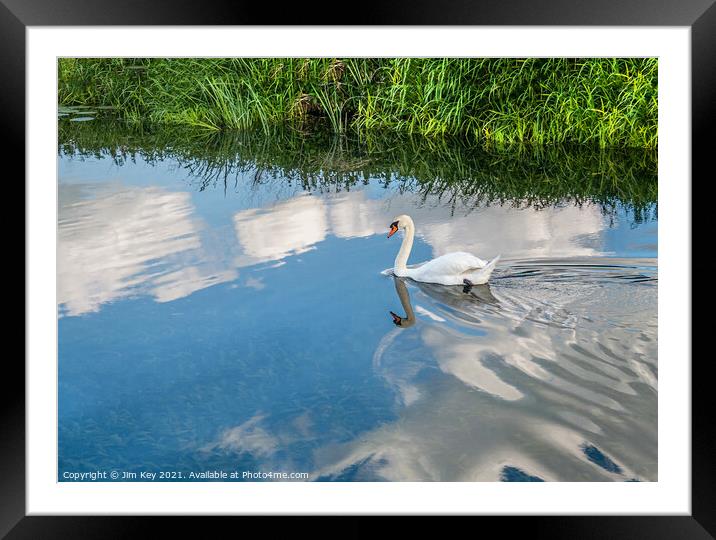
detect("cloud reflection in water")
[58,184,237,316]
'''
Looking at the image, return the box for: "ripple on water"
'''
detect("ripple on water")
[359,258,657,481]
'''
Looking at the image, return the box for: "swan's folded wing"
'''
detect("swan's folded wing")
[420,252,488,276]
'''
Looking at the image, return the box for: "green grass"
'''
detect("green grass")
[58,119,657,221]
[58,58,658,148]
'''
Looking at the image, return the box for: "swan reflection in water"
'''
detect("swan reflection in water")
[388,275,498,328]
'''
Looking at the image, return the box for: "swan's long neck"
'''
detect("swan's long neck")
[394,220,414,275]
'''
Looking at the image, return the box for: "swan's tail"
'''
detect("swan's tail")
[464,255,500,285]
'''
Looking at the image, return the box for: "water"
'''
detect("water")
[58,123,657,482]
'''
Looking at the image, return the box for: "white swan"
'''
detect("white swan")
[387,214,500,286]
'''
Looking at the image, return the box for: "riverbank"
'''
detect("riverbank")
[58,58,657,148]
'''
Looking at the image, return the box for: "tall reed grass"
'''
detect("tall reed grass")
[58,58,658,148]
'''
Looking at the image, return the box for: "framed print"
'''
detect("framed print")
[7,0,709,536]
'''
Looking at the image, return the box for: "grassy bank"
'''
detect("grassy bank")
[58,58,658,148]
[58,119,657,220]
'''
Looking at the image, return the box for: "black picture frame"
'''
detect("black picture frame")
[7,0,708,536]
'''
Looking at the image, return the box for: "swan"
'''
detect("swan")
[387,214,500,286]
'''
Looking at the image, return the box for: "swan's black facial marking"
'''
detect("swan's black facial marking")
[387,220,400,238]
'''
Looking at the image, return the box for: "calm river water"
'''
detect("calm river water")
[58,122,657,481]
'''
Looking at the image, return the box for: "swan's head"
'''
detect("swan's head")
[387,214,413,238]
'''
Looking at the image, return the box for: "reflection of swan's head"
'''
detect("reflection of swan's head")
[387,214,413,238]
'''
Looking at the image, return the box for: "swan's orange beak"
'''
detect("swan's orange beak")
[387,224,398,238]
